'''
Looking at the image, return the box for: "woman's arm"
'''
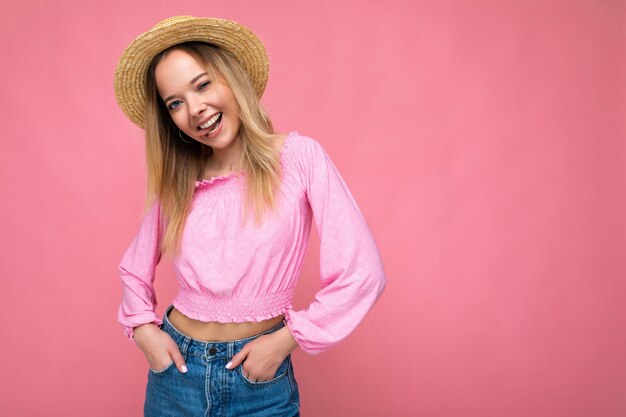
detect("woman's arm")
[117,200,165,339]
[118,200,188,374]
[284,134,387,354]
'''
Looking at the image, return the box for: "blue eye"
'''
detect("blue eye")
[199,80,211,90]
[168,100,182,110]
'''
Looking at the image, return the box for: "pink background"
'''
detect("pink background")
[1,1,625,416]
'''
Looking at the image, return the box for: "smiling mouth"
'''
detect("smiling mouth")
[199,112,222,131]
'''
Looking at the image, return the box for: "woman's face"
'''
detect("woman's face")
[154,48,241,150]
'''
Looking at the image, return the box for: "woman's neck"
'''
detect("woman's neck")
[204,138,244,177]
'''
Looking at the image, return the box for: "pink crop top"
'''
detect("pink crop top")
[117,131,386,354]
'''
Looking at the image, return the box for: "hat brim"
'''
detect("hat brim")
[114,16,269,129]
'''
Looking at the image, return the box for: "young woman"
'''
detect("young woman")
[114,16,386,417]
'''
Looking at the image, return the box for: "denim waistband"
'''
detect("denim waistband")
[161,304,286,361]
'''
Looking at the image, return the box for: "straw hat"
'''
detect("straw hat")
[114,16,269,129]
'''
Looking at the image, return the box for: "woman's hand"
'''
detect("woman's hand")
[133,323,188,374]
[225,326,299,382]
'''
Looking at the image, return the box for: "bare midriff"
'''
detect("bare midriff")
[167,306,285,341]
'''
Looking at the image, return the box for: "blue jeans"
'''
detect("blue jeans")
[144,304,301,417]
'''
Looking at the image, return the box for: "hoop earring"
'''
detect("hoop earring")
[178,129,193,144]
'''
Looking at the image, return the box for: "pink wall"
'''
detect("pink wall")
[1,0,625,416]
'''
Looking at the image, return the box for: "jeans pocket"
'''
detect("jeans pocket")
[238,355,290,387]
[149,360,176,375]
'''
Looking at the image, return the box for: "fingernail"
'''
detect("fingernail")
[225,361,232,369]
[181,365,188,373]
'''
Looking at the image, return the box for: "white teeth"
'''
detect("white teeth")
[208,121,220,134]
[199,113,221,130]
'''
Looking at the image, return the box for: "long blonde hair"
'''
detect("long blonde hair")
[143,41,282,257]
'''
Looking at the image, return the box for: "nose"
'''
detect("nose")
[187,94,206,117]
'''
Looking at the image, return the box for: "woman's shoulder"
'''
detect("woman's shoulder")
[271,132,290,154]
[272,131,333,181]
[273,131,319,156]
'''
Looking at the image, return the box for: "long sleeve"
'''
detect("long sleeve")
[284,136,387,354]
[117,199,164,340]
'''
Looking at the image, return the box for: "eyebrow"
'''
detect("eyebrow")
[162,72,208,103]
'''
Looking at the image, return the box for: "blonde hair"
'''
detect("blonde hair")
[143,41,282,257]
